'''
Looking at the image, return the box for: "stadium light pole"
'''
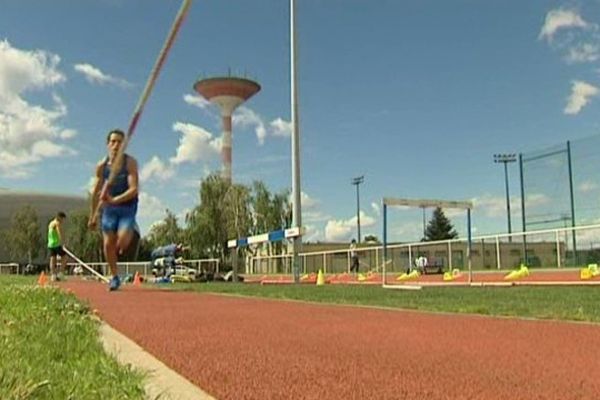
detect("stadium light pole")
[351,176,364,242]
[494,153,517,239]
[290,0,302,283]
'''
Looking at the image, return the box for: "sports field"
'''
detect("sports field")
[2,275,599,399]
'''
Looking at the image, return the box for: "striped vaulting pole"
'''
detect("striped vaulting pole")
[96,0,193,209]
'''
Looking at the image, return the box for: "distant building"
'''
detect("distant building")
[0,189,87,263]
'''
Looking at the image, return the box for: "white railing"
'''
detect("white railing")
[0,263,19,275]
[248,224,600,275]
[2,258,220,277]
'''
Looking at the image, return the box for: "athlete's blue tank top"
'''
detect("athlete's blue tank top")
[102,154,138,207]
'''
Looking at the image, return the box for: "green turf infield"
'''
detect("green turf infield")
[171,281,600,323]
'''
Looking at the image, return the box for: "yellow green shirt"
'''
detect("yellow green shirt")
[47,221,60,248]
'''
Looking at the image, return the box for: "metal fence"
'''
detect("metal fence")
[2,258,220,278]
[248,223,600,275]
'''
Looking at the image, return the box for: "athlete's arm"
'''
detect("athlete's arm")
[88,160,105,228]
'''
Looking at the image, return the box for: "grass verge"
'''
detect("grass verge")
[0,275,146,400]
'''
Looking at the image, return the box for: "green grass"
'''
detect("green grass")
[170,281,600,323]
[0,275,146,400]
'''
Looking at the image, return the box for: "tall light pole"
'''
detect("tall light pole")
[494,154,516,238]
[351,176,364,242]
[290,0,302,283]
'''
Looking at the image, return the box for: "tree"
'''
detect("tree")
[145,209,183,250]
[3,205,42,263]
[250,182,291,235]
[424,207,458,241]
[364,234,380,243]
[249,182,291,259]
[65,209,103,262]
[224,184,252,240]
[184,174,231,260]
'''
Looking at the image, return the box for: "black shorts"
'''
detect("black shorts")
[49,246,66,257]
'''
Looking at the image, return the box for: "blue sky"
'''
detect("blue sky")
[2,1,600,242]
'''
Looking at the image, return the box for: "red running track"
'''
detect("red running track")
[62,281,600,400]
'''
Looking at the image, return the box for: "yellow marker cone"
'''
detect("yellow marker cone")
[580,268,592,280]
[505,265,529,280]
[398,270,420,281]
[514,266,528,279]
[396,273,409,281]
[357,273,367,281]
[588,264,599,277]
[316,269,325,286]
[504,270,519,280]
[443,271,454,281]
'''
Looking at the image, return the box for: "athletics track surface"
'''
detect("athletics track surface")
[62,281,600,400]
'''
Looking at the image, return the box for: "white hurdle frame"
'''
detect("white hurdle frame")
[382,197,474,289]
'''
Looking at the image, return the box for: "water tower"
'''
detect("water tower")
[194,76,261,182]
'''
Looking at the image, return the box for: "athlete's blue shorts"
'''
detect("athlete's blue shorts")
[102,203,138,234]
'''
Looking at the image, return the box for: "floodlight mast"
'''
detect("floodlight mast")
[493,153,516,239]
[351,176,364,242]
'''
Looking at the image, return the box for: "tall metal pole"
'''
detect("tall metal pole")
[519,153,527,263]
[494,154,516,240]
[503,162,511,234]
[290,0,302,283]
[567,140,577,264]
[382,203,387,284]
[356,184,361,242]
[351,176,364,242]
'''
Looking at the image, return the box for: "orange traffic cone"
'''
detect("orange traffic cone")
[133,271,141,286]
[38,271,48,287]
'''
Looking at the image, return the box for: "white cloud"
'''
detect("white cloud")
[0,40,76,177]
[564,80,599,115]
[170,122,221,164]
[60,129,77,139]
[525,193,551,209]
[233,106,292,145]
[472,195,511,218]
[539,9,589,42]
[183,93,210,109]
[269,118,292,137]
[185,93,290,146]
[443,207,468,219]
[297,191,318,209]
[234,106,267,145]
[566,43,600,64]
[371,202,380,216]
[138,192,166,219]
[73,63,131,87]
[324,211,376,242]
[325,220,353,242]
[390,221,424,242]
[140,155,175,182]
[304,210,331,223]
[578,181,598,193]
[303,224,323,242]
[290,191,328,222]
